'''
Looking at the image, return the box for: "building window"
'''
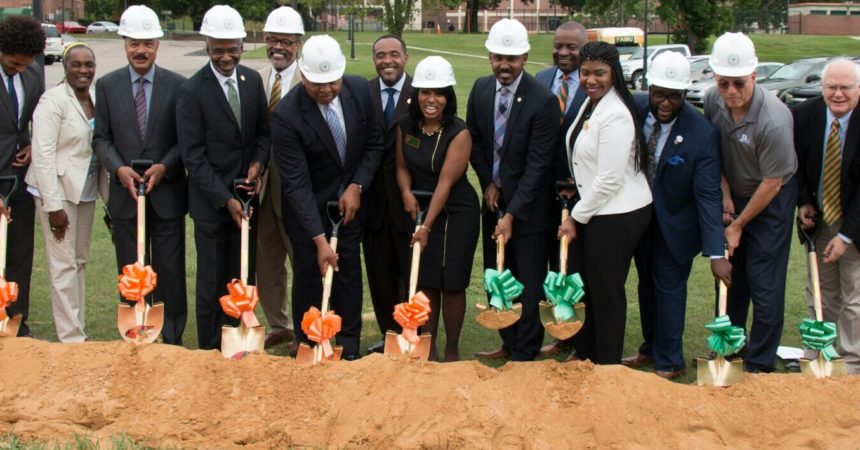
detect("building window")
[811,9,827,15]
[850,10,860,15]
[830,10,847,15]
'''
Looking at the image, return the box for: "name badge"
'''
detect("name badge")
[405,134,420,148]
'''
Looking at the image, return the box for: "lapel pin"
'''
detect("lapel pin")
[240,75,245,82]
[517,97,522,103]
[674,135,683,144]
[407,98,411,104]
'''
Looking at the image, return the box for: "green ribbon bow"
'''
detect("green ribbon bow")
[705,315,746,357]
[798,318,840,361]
[542,272,585,321]
[483,268,524,311]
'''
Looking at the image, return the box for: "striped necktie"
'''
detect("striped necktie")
[647,122,661,186]
[323,104,347,163]
[134,78,148,139]
[822,119,843,225]
[493,86,511,187]
[558,73,569,113]
[269,72,281,113]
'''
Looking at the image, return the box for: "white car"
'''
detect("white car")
[86,21,119,33]
[41,23,63,65]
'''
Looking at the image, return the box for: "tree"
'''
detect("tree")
[382,0,419,35]
[655,0,732,54]
[84,0,123,20]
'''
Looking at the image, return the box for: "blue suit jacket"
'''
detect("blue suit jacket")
[635,93,724,264]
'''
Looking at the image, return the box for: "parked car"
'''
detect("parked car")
[86,21,119,34]
[688,55,712,83]
[783,59,860,107]
[686,62,784,108]
[57,21,86,34]
[41,23,63,65]
[621,44,692,89]
[758,57,831,102]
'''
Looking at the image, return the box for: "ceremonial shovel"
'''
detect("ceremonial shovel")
[476,203,523,330]
[384,190,433,359]
[295,201,344,367]
[117,160,164,344]
[697,250,744,387]
[539,180,585,340]
[0,176,21,337]
[219,179,265,359]
[797,218,846,378]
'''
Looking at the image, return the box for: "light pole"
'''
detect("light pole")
[642,0,649,90]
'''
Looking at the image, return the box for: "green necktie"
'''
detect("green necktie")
[226,78,241,130]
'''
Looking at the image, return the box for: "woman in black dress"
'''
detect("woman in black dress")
[395,56,480,362]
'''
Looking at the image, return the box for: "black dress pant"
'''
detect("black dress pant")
[5,186,34,336]
[573,204,651,364]
[193,214,257,350]
[114,204,187,345]
[362,220,410,336]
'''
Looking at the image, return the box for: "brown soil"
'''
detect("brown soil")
[1,338,859,449]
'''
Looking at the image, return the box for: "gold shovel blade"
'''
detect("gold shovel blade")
[475,303,523,330]
[539,301,585,340]
[295,342,343,367]
[696,355,744,387]
[0,313,22,337]
[117,302,165,345]
[383,331,432,360]
[220,323,265,360]
[800,354,847,378]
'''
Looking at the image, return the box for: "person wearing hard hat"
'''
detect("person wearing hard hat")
[256,6,305,351]
[703,32,797,373]
[621,52,728,379]
[271,35,383,360]
[176,5,270,351]
[364,34,414,355]
[0,16,45,338]
[468,19,561,362]
[793,58,860,374]
[94,5,189,345]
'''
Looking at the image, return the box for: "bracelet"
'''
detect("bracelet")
[420,224,431,233]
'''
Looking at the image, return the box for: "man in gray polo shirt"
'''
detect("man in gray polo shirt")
[703,32,798,373]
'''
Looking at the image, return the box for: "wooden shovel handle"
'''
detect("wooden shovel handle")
[496,234,505,272]
[809,250,824,322]
[559,208,570,275]
[409,225,421,299]
[240,215,249,284]
[320,236,339,314]
[717,249,728,316]
[136,194,145,265]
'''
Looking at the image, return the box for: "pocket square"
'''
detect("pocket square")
[667,155,686,166]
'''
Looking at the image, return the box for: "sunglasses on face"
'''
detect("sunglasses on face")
[717,79,749,90]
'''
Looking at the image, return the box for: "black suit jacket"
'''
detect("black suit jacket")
[272,75,384,241]
[367,75,413,233]
[177,64,270,222]
[793,96,860,247]
[0,64,43,181]
[467,72,560,234]
[94,65,187,220]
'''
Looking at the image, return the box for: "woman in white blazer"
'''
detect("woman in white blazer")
[26,43,105,343]
[559,42,653,365]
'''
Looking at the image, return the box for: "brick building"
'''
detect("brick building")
[0,0,84,22]
[788,2,860,35]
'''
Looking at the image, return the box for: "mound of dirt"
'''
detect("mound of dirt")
[1,338,858,449]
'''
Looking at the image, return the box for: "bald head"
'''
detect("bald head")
[822,58,860,118]
[553,21,587,74]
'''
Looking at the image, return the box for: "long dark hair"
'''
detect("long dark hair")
[579,41,648,173]
[407,86,458,134]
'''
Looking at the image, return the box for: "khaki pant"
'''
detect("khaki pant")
[804,219,860,374]
[36,199,95,343]
[256,165,294,335]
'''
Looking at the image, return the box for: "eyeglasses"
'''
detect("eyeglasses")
[823,84,857,93]
[716,79,749,90]
[266,37,301,47]
[651,90,685,103]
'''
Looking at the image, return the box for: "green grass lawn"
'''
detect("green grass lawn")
[19,31,860,389]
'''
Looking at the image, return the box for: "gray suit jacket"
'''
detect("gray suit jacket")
[94,65,187,220]
[0,64,43,181]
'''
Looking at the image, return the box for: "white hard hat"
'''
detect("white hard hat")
[412,56,456,89]
[200,5,246,39]
[485,19,530,56]
[709,32,758,77]
[647,52,692,90]
[299,35,345,83]
[118,5,163,39]
[263,6,304,35]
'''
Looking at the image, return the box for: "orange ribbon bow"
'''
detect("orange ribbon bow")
[393,292,431,344]
[0,276,18,321]
[219,279,260,327]
[117,262,157,302]
[301,306,342,357]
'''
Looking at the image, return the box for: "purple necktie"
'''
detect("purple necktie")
[135,78,148,139]
[493,86,511,187]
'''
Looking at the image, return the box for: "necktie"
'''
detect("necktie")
[822,119,843,225]
[493,86,511,187]
[269,72,281,114]
[134,77,148,139]
[6,74,18,124]
[323,104,347,163]
[226,78,241,130]
[383,87,396,128]
[647,122,662,185]
[558,73,569,113]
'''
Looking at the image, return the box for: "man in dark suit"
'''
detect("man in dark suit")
[469,19,560,362]
[272,35,383,360]
[621,52,730,379]
[794,58,860,374]
[177,5,269,350]
[364,34,413,353]
[94,5,188,345]
[0,16,44,337]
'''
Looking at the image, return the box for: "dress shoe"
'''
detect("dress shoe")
[538,340,573,357]
[475,346,510,360]
[621,353,654,368]
[653,368,685,380]
[264,329,295,349]
[366,340,385,354]
[343,353,361,361]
